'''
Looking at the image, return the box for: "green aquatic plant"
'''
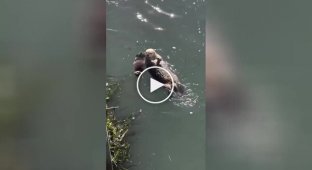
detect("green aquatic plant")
[106,79,120,101]
[106,78,132,170]
[106,108,131,170]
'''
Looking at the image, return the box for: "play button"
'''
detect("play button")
[150,78,164,93]
[136,66,174,104]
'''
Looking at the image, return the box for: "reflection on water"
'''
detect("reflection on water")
[144,0,178,18]
[107,0,205,169]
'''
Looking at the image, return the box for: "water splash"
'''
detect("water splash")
[170,83,199,108]
[165,63,199,108]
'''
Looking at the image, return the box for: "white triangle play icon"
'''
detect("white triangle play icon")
[150,78,164,93]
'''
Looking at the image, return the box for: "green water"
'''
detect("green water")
[106,0,205,169]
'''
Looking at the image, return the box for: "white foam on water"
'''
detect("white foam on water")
[170,83,199,108]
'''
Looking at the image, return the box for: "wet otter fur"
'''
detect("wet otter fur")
[144,49,185,94]
[132,52,146,76]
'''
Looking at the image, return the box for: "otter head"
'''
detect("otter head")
[145,48,157,60]
[135,52,146,60]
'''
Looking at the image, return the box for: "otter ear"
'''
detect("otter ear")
[139,52,147,58]
[135,53,145,59]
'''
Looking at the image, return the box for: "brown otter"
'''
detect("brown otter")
[132,52,146,76]
[144,49,185,94]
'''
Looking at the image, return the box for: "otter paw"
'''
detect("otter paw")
[134,71,141,76]
[163,83,172,91]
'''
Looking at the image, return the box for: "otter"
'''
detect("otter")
[132,52,146,76]
[144,49,185,94]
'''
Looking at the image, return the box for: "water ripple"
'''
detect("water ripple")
[170,83,199,108]
[145,0,179,18]
[135,12,165,31]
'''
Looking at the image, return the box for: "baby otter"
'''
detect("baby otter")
[145,48,164,67]
[144,49,185,94]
